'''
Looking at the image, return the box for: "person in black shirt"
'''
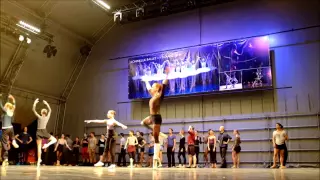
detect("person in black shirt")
[97,134,105,164]
[177,129,186,167]
[217,126,232,168]
[15,127,32,165]
[136,131,146,167]
[73,137,81,165]
[194,130,202,166]
[81,134,89,165]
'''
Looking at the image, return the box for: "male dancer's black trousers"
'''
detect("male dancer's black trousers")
[167,147,175,167]
[220,147,227,168]
[117,147,126,166]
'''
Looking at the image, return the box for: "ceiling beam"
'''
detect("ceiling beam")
[6,0,94,45]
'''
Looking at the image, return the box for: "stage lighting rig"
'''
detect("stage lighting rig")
[114,11,123,23]
[160,1,170,14]
[43,44,57,58]
[187,0,197,8]
[136,7,145,18]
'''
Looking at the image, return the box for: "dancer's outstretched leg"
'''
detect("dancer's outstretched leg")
[42,136,57,149]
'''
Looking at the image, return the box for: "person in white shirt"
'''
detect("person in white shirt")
[271,123,288,169]
[85,110,127,168]
[125,130,138,168]
[117,133,126,166]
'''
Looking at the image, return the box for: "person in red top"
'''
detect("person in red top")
[187,126,196,168]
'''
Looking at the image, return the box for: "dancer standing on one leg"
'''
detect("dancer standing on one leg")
[231,130,241,168]
[271,123,288,169]
[85,110,127,168]
[32,98,57,167]
[140,67,169,169]
[0,94,19,167]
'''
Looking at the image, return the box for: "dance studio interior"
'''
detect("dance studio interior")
[0,0,319,179]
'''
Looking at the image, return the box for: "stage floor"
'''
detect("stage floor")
[0,166,319,180]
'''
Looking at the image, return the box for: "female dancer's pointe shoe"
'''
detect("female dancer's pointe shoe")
[37,160,42,167]
[280,166,286,169]
[270,165,276,168]
[231,165,236,168]
[152,160,158,169]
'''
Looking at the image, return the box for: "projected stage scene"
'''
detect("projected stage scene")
[219,71,242,91]
[128,36,271,99]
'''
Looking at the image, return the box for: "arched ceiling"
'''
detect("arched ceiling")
[0,0,134,99]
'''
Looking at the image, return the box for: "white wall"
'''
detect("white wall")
[65,0,320,165]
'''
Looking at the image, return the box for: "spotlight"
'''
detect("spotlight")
[114,11,122,23]
[19,35,24,41]
[26,37,31,44]
[136,8,144,18]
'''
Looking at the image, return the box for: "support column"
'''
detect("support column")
[0,41,29,98]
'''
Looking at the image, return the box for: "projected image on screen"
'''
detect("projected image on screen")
[128,36,271,99]
[242,67,272,89]
[219,71,242,91]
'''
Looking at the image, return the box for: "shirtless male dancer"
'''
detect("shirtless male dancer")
[0,94,19,167]
[85,110,127,168]
[140,67,169,169]
[32,98,57,167]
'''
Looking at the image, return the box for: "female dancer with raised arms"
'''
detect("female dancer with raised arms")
[0,94,19,167]
[32,98,57,167]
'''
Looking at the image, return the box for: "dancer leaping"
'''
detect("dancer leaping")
[32,98,57,167]
[85,110,127,168]
[141,67,169,169]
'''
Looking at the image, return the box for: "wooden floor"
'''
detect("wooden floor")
[0,166,319,180]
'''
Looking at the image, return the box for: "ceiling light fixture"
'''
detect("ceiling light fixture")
[16,21,41,34]
[19,35,24,42]
[26,37,31,44]
[92,0,111,10]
